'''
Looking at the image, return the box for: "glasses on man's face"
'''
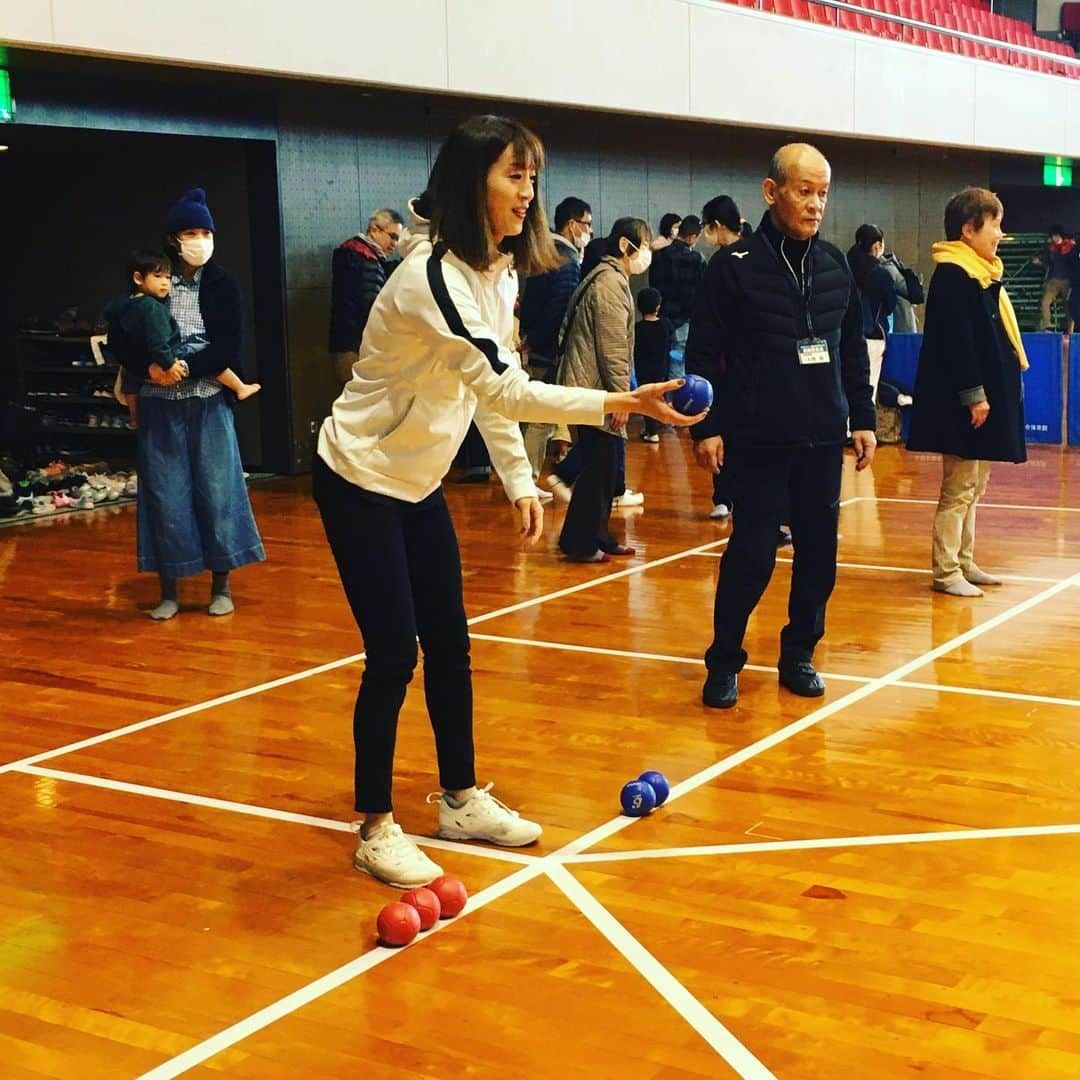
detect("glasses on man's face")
[378,224,402,245]
[573,218,593,233]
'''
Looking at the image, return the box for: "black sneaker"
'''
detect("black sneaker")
[778,660,825,697]
[702,672,738,709]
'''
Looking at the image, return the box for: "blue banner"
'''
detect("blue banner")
[1070,340,1080,446]
[881,332,1064,445]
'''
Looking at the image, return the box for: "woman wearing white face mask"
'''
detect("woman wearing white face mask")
[135,187,265,620]
[556,217,652,562]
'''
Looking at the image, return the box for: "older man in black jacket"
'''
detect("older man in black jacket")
[686,144,876,708]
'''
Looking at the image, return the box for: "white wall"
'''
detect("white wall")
[3,0,1078,157]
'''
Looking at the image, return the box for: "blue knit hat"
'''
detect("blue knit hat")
[166,188,216,234]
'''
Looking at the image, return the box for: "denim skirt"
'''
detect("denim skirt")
[136,392,266,577]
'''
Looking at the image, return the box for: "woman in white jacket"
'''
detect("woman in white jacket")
[314,114,704,888]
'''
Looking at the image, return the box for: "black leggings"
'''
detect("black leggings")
[558,427,622,558]
[312,456,476,813]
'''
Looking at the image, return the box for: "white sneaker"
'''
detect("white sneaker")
[612,488,645,508]
[708,503,732,520]
[430,783,542,847]
[535,486,554,503]
[642,433,660,443]
[353,821,443,887]
[541,475,572,504]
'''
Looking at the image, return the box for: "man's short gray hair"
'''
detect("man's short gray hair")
[369,208,405,230]
[768,143,827,185]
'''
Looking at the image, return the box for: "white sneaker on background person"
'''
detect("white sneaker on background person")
[541,474,572,503]
[709,503,732,520]
[611,488,644,508]
[430,782,542,846]
[353,821,443,887]
[535,486,554,503]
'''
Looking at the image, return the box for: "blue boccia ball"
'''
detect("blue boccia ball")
[620,780,657,817]
[668,373,713,416]
[638,770,670,807]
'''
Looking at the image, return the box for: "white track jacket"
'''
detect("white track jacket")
[318,232,607,504]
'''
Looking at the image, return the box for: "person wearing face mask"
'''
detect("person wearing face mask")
[518,196,593,488]
[556,217,653,562]
[686,144,876,708]
[314,116,703,887]
[329,208,406,386]
[136,187,265,621]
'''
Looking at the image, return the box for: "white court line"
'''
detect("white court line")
[14,765,535,866]
[546,863,777,1080]
[0,652,366,776]
[137,860,545,1080]
[473,633,1080,706]
[0,536,732,776]
[872,496,1080,514]
[690,551,1065,584]
[471,633,873,684]
[897,681,1080,709]
[563,823,1080,864]
[555,568,1080,859]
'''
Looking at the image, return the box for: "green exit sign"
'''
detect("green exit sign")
[1044,156,1073,187]
[0,70,12,123]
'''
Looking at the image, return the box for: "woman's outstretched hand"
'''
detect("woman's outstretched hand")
[627,380,709,427]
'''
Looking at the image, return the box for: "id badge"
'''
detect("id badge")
[797,338,830,365]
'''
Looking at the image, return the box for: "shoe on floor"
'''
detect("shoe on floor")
[776,528,792,548]
[708,503,732,520]
[600,543,636,557]
[431,782,542,846]
[208,594,235,616]
[535,486,554,503]
[933,578,984,597]
[612,489,644,508]
[354,821,443,887]
[642,433,660,443]
[702,672,738,708]
[778,659,825,697]
[963,565,1001,586]
[541,474,573,503]
[565,549,610,563]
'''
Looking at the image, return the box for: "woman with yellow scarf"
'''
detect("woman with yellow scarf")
[907,188,1028,598]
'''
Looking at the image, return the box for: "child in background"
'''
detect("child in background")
[633,287,673,443]
[106,250,260,426]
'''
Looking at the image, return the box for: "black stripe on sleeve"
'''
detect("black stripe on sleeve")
[426,242,508,375]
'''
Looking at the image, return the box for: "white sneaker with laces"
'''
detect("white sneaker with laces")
[430,783,542,846]
[612,488,645,508]
[353,821,443,887]
[708,503,732,520]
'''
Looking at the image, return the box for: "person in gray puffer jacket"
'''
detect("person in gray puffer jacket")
[556,217,652,561]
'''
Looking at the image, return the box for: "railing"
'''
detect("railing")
[720,0,1080,77]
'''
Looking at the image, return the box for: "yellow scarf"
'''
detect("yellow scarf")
[931,241,1029,371]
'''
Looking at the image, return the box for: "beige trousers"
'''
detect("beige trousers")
[1039,277,1070,331]
[931,455,991,585]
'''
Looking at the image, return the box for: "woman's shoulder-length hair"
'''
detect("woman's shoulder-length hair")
[428,114,558,278]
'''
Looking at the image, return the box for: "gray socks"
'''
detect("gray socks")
[151,574,179,621]
[209,571,234,616]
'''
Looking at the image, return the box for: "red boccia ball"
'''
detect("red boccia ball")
[377,901,421,947]
[401,887,442,930]
[429,875,468,918]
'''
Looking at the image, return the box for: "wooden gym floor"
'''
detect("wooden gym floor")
[1,433,1078,1078]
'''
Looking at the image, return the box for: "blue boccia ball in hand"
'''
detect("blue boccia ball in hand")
[620,779,657,817]
[668,374,713,416]
[638,770,670,807]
